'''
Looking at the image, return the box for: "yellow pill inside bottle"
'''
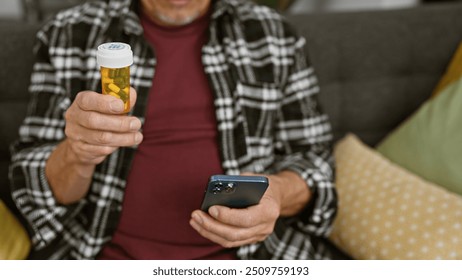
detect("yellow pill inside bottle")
[96,42,133,113]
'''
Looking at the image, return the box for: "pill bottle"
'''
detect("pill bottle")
[96,42,133,113]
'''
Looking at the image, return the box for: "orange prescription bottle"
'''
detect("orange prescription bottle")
[96,42,133,113]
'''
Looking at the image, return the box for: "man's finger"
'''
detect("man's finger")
[189,218,262,248]
[191,210,262,242]
[65,138,116,165]
[207,205,267,228]
[76,91,125,113]
[79,111,141,133]
[70,140,118,158]
[68,125,143,147]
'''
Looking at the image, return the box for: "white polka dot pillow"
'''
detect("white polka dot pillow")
[329,134,462,259]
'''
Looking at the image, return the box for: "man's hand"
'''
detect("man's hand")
[63,87,142,165]
[46,88,142,204]
[189,171,311,248]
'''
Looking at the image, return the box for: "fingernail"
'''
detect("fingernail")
[135,133,142,144]
[193,213,203,224]
[189,219,198,228]
[209,207,218,218]
[130,120,139,130]
[110,100,123,112]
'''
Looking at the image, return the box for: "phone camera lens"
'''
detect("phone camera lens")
[212,182,223,194]
[224,182,235,193]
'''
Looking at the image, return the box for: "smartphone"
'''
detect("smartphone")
[200,175,269,212]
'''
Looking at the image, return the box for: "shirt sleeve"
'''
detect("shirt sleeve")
[273,36,337,236]
[8,26,84,250]
[238,35,338,259]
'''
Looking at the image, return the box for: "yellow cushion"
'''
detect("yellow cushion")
[329,134,462,260]
[0,200,31,259]
[432,42,462,97]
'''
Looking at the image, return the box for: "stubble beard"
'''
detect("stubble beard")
[155,10,201,26]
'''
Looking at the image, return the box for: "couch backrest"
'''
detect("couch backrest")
[287,3,462,146]
[2,3,462,207]
[0,21,37,212]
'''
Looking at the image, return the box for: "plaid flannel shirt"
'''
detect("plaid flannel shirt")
[9,0,337,259]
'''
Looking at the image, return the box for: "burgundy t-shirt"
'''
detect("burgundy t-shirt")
[98,11,236,260]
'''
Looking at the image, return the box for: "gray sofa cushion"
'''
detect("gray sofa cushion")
[288,3,462,146]
[0,21,36,218]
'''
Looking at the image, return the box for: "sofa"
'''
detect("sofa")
[1,2,462,259]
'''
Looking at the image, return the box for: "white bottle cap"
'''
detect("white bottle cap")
[96,42,133,68]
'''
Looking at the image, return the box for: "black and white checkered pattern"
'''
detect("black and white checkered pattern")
[9,0,337,259]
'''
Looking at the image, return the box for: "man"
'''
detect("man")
[9,0,337,259]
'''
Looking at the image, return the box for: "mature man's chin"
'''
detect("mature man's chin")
[156,12,200,26]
